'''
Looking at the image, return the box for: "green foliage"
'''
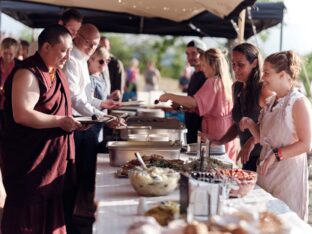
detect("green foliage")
[105,33,186,79]
[300,54,312,100]
[19,28,33,42]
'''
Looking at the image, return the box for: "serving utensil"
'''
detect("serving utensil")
[135,152,148,170]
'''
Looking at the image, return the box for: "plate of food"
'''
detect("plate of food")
[119,100,144,107]
[74,115,115,124]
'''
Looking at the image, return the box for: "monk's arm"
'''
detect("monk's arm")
[12,69,81,131]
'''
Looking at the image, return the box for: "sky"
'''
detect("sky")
[0,0,312,56]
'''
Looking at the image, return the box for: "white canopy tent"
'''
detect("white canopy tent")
[24,0,254,22]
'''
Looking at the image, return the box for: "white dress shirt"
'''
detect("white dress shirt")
[63,46,104,116]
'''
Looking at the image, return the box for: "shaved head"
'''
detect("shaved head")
[78,24,100,39]
[75,24,100,57]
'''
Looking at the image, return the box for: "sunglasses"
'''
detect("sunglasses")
[98,58,111,65]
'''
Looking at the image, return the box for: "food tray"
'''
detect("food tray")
[107,141,182,167]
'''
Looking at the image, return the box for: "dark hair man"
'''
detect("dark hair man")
[59,8,84,38]
[185,39,207,143]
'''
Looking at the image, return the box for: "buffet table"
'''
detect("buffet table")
[93,154,312,234]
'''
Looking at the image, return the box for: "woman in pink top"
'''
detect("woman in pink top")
[159,48,237,159]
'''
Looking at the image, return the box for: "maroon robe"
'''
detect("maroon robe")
[1,52,75,233]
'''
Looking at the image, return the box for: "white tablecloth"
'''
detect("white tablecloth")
[93,154,312,234]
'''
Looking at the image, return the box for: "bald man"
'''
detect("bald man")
[63,24,120,231]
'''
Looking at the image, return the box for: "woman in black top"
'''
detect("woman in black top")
[216,43,272,171]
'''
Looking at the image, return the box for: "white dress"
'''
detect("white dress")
[257,89,309,220]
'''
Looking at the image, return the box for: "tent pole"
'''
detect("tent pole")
[237,9,246,44]
[279,15,284,51]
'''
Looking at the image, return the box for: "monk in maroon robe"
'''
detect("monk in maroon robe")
[1,25,81,234]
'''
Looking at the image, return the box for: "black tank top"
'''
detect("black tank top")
[232,82,262,159]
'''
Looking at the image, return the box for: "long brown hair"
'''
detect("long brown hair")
[232,43,263,112]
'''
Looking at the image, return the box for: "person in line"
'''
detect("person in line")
[58,8,83,39]
[89,46,112,101]
[88,47,112,152]
[0,38,21,128]
[1,25,82,233]
[100,36,125,100]
[240,51,311,220]
[28,8,83,57]
[0,37,22,230]
[159,48,237,159]
[63,24,121,232]
[215,43,272,170]
[17,39,30,60]
[183,39,207,144]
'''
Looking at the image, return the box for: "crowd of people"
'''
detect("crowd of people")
[0,7,311,234]
[159,39,312,221]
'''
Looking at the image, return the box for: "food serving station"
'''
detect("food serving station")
[86,102,312,234]
[92,150,312,234]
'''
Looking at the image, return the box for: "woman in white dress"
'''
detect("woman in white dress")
[240,50,312,220]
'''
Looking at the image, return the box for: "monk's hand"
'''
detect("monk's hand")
[258,153,275,176]
[237,137,255,164]
[78,124,93,131]
[0,87,4,96]
[59,116,82,132]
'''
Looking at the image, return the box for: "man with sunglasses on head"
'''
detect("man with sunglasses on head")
[63,23,122,232]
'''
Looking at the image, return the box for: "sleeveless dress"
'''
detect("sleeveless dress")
[257,89,309,220]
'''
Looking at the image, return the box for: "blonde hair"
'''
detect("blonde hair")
[91,46,109,59]
[265,50,302,81]
[1,37,18,50]
[201,48,233,101]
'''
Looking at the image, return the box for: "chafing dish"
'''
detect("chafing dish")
[107,141,182,167]
[119,117,187,145]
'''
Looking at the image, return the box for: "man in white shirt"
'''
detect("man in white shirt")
[63,24,119,230]
[64,24,117,116]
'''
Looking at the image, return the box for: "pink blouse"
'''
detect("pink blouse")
[194,77,237,159]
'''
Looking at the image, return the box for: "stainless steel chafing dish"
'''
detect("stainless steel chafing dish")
[107,141,182,167]
[119,117,187,145]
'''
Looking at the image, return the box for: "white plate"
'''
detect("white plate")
[74,116,114,124]
[119,101,143,106]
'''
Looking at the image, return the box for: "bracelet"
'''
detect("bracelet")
[278,148,284,160]
[273,148,284,161]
